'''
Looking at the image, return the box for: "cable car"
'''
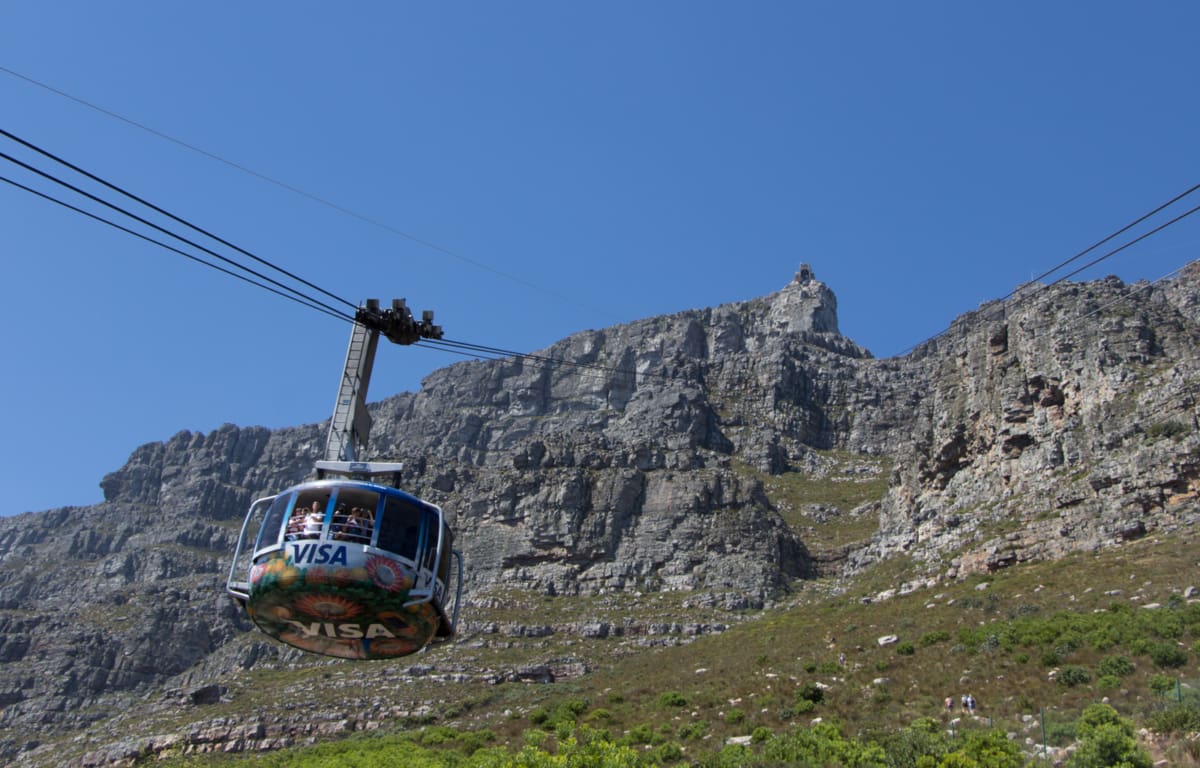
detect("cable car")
[227,299,462,659]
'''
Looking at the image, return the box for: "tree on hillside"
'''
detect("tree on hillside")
[1066,704,1152,768]
[934,729,1024,768]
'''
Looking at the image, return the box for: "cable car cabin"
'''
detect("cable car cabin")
[226,476,462,660]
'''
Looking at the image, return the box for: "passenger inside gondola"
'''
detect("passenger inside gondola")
[334,505,373,543]
[332,503,350,538]
[351,507,374,543]
[284,507,305,540]
[301,500,324,538]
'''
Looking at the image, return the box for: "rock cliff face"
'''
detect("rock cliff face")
[0,262,1198,763]
[861,267,1200,576]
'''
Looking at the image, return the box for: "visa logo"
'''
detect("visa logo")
[289,542,349,566]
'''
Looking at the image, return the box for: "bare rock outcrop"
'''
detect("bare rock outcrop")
[856,270,1200,577]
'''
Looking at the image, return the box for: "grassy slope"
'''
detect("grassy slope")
[49,453,1200,765]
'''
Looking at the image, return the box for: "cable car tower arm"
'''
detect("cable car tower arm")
[320,298,442,473]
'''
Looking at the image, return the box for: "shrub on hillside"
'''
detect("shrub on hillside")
[1056,630,1084,654]
[1179,602,1200,624]
[1145,610,1185,639]
[759,721,888,767]
[585,708,613,723]
[1149,674,1176,695]
[918,630,950,647]
[941,729,1025,768]
[997,604,1187,658]
[505,728,650,767]
[529,697,589,730]
[1148,703,1200,735]
[1096,655,1134,677]
[1067,704,1153,768]
[651,741,684,762]
[620,723,663,746]
[1148,642,1188,668]
[867,717,952,768]
[1056,665,1091,687]
[418,726,461,745]
[658,691,689,708]
[797,682,825,704]
[1145,420,1189,440]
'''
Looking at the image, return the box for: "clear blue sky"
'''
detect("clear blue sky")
[2,2,1198,515]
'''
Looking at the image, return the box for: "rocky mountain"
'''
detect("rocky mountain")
[0,262,1197,765]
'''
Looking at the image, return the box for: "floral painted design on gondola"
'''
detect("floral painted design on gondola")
[246,547,442,660]
[366,555,413,592]
[294,593,364,620]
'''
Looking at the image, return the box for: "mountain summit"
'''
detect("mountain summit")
[765,263,844,336]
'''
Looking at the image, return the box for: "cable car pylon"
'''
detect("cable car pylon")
[226,299,463,660]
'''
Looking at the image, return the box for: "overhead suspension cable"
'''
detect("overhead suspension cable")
[9,68,1200,374]
[12,114,1192,395]
[426,337,583,368]
[0,173,350,322]
[0,143,354,321]
[0,129,652,386]
[0,127,357,312]
[899,183,1200,357]
[1045,202,1200,286]
[1074,262,1192,326]
[0,130,661,385]
[419,337,666,383]
[0,67,618,322]
[1000,182,1200,304]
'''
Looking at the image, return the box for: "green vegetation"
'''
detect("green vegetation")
[920,630,951,647]
[1144,420,1191,441]
[1148,702,1200,735]
[1067,704,1152,768]
[735,451,890,553]
[1056,666,1091,688]
[656,691,688,708]
[529,698,589,732]
[1096,655,1134,678]
[155,720,1046,768]
[97,492,1200,767]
